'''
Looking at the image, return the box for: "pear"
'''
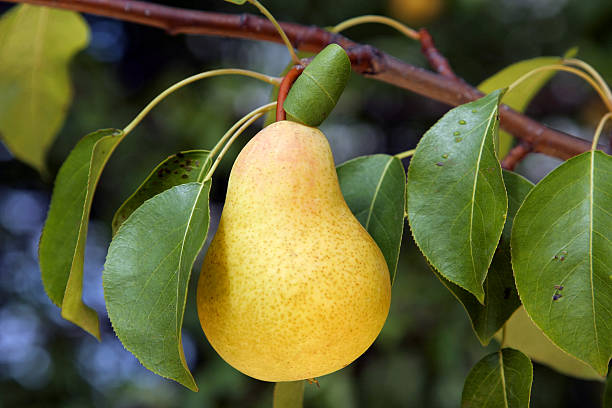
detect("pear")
[197,120,391,382]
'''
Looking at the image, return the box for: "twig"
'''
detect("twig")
[418,28,457,80]
[501,143,532,171]
[276,65,304,121]
[0,0,603,160]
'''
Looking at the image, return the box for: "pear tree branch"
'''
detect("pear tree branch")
[418,28,457,80]
[1,0,606,160]
[501,143,533,171]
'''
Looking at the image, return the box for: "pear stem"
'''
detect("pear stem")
[394,149,416,160]
[506,64,612,113]
[330,15,420,41]
[203,103,276,182]
[591,112,612,150]
[123,69,280,136]
[276,65,305,121]
[273,381,305,408]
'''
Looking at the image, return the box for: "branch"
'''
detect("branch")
[418,28,457,80]
[501,142,532,171]
[1,0,603,160]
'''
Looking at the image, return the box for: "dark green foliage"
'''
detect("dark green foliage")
[407,90,507,303]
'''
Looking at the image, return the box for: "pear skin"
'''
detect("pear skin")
[197,120,391,382]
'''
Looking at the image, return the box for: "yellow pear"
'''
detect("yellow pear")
[496,307,602,381]
[197,120,391,382]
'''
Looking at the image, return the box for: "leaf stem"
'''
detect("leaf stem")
[506,65,612,113]
[207,102,277,162]
[203,103,276,182]
[394,149,416,160]
[123,69,280,136]
[247,0,300,64]
[500,324,507,348]
[330,15,420,41]
[591,112,612,150]
[564,58,612,102]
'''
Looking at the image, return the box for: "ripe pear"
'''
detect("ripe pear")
[197,120,391,382]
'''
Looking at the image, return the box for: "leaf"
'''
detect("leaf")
[284,44,351,127]
[498,307,602,381]
[224,0,248,4]
[511,150,612,376]
[461,348,533,408]
[435,170,532,345]
[39,128,123,339]
[273,381,305,408]
[406,90,508,303]
[0,4,89,173]
[103,172,212,391]
[112,150,211,235]
[478,56,562,158]
[337,154,406,283]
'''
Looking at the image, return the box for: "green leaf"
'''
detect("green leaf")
[499,307,602,381]
[435,170,532,345]
[478,56,562,158]
[337,154,406,284]
[273,381,305,408]
[407,90,508,303]
[461,348,533,408]
[112,150,211,235]
[224,0,248,4]
[284,44,351,127]
[103,174,212,391]
[511,150,612,377]
[39,128,123,339]
[0,4,89,173]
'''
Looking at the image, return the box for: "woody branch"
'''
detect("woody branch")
[1,0,606,160]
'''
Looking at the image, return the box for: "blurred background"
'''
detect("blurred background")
[0,0,611,406]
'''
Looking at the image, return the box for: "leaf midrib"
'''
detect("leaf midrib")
[173,157,212,332]
[29,8,48,147]
[589,151,600,364]
[175,176,210,335]
[468,102,498,293]
[498,351,510,408]
[364,157,392,229]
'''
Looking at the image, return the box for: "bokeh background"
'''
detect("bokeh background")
[1,0,611,406]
